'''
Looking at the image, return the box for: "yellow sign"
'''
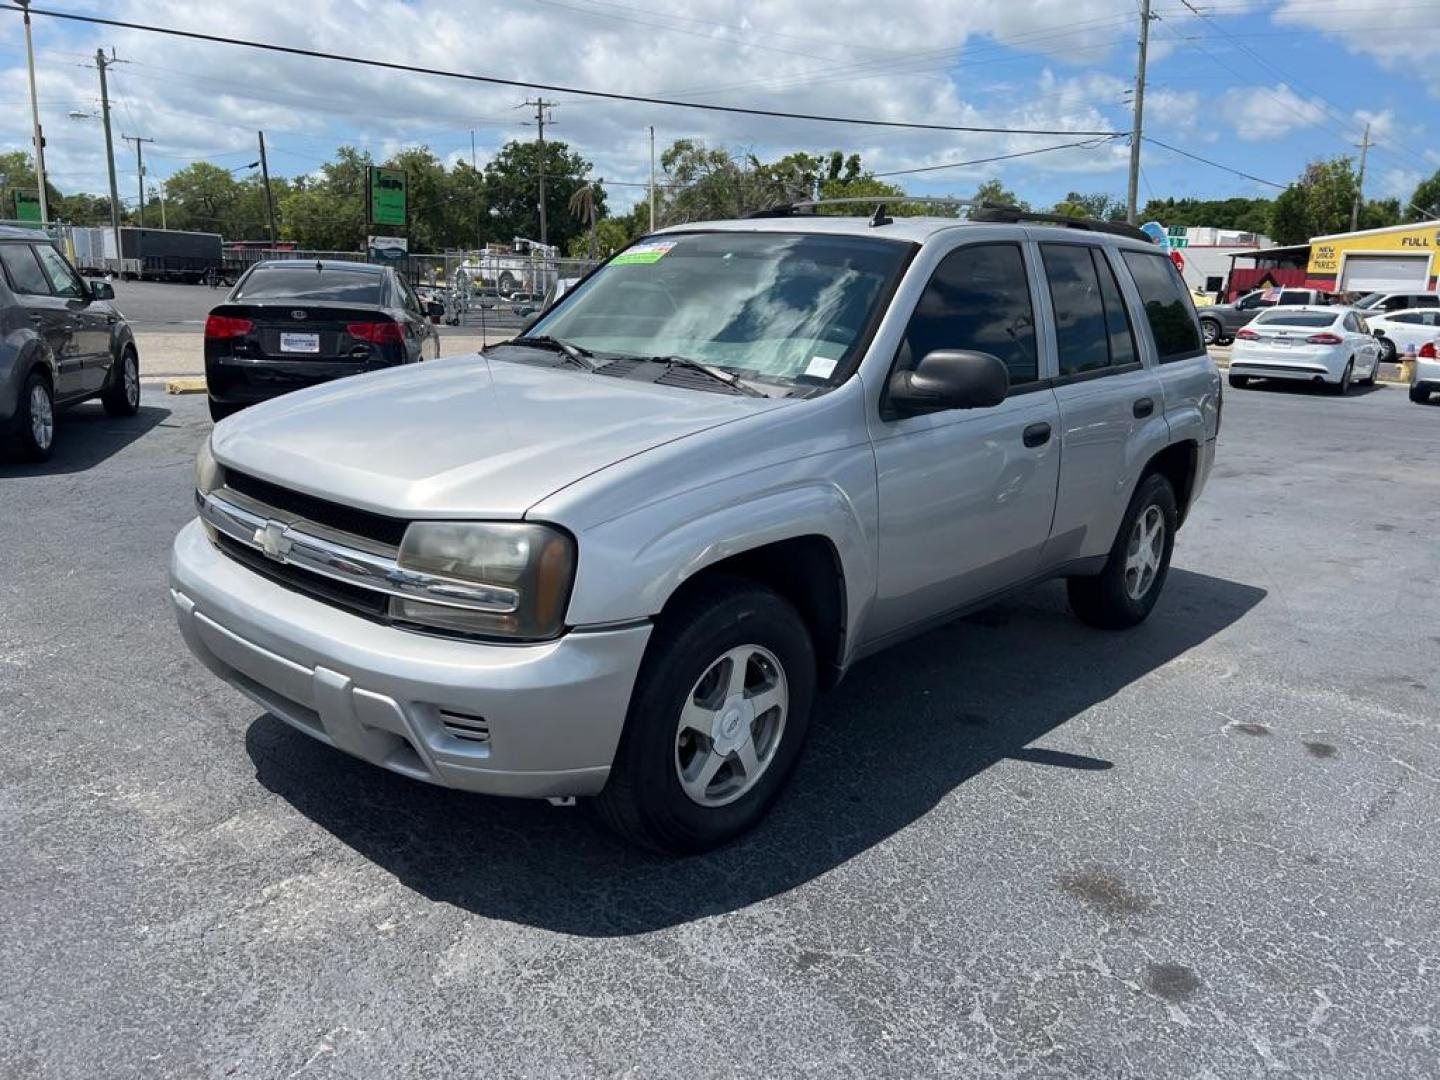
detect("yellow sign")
[1307,224,1440,275]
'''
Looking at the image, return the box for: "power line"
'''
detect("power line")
[1141,137,1286,189]
[0,4,1119,138]
[872,137,1120,178]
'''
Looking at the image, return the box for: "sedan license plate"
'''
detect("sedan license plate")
[280,332,320,354]
[1271,337,1291,347]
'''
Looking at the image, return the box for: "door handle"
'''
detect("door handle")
[1022,421,1052,448]
[1133,397,1155,418]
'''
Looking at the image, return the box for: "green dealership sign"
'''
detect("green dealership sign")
[367,166,406,227]
[14,190,42,223]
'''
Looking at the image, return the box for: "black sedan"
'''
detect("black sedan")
[205,260,442,421]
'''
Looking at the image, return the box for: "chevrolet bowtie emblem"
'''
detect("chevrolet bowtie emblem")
[254,521,292,562]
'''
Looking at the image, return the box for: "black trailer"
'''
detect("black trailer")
[119,228,224,283]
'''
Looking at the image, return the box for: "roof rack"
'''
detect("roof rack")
[745,198,1153,242]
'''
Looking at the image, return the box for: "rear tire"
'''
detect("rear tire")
[1412,385,1432,404]
[1201,318,1221,346]
[1331,361,1353,396]
[1067,472,1177,631]
[1378,335,1397,363]
[1228,373,1250,389]
[101,348,140,417]
[594,578,816,854]
[1358,353,1380,387]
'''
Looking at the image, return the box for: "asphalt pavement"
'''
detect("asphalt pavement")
[1,380,1437,1078]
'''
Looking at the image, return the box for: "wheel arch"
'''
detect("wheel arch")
[657,534,849,690]
[1139,440,1200,526]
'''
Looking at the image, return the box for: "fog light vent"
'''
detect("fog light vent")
[439,709,490,744]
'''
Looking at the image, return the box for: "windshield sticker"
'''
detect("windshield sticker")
[804,356,838,379]
[612,240,676,266]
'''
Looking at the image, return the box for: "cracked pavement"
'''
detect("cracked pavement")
[1,380,1437,1078]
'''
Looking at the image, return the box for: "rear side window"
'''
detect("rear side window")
[0,243,52,296]
[1042,244,1137,376]
[899,243,1038,385]
[236,266,383,304]
[1121,251,1204,363]
[1278,290,1311,305]
[1413,295,1439,308]
[1390,312,1423,325]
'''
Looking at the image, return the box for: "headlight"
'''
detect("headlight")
[388,521,576,640]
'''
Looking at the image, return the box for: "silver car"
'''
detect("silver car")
[171,212,1220,852]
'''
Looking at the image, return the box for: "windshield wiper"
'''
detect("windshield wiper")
[615,355,766,397]
[508,335,597,370]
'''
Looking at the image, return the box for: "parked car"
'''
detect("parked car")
[205,260,443,422]
[1412,341,1439,405]
[415,284,460,326]
[1351,290,1439,316]
[1365,308,1440,362]
[1199,287,1333,346]
[171,213,1220,853]
[1227,306,1381,394]
[0,225,140,462]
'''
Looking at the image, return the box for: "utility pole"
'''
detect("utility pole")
[649,125,657,232]
[470,129,477,171]
[522,99,555,246]
[1126,0,1155,225]
[257,131,277,247]
[122,134,153,226]
[95,50,123,262]
[1349,121,1372,233]
[20,0,49,223]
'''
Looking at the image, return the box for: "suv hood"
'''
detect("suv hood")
[211,353,790,518]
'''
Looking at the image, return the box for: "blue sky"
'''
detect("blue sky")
[1,0,1436,220]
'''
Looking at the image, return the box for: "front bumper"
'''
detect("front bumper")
[170,519,650,798]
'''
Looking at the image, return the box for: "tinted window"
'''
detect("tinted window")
[1254,310,1337,328]
[1342,312,1359,332]
[1042,245,1108,376]
[899,243,1037,385]
[236,265,383,303]
[0,243,52,296]
[1278,290,1311,305]
[33,244,84,299]
[1095,249,1138,368]
[1414,295,1439,308]
[1122,251,1204,363]
[1390,312,1422,325]
[1423,312,1440,327]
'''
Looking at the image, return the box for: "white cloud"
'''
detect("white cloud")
[1220,84,1329,142]
[1274,0,1440,98]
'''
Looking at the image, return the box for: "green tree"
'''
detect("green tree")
[974,178,1028,210]
[483,140,603,251]
[1406,170,1440,222]
[1269,157,1360,243]
[1052,191,1122,220]
[278,146,371,249]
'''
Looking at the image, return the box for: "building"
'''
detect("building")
[1162,225,1273,300]
[1224,221,1440,300]
[1305,221,1440,295]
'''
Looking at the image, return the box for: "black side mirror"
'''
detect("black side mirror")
[425,300,444,320]
[887,350,1009,417]
[90,280,115,301]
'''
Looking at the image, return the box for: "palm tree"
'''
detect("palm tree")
[568,181,600,260]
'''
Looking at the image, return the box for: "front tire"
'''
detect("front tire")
[595,579,816,854]
[101,348,140,417]
[7,371,56,463]
[1067,472,1177,630]
[1201,318,1221,346]
[1378,335,1397,363]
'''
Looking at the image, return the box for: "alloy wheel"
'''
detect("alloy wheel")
[29,383,54,452]
[124,354,139,408]
[1124,505,1165,601]
[674,644,789,807]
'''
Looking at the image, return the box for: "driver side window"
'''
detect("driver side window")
[897,243,1038,385]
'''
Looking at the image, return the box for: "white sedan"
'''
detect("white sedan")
[1227,306,1382,395]
[1366,308,1440,363]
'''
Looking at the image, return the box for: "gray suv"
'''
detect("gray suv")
[0,227,140,461]
[171,210,1220,852]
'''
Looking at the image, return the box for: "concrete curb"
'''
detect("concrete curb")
[164,378,207,395]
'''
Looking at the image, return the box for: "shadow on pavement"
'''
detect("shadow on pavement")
[1236,378,1386,398]
[246,568,1265,937]
[0,403,169,478]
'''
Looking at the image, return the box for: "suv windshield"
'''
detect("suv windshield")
[524,231,911,384]
[236,266,383,303]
